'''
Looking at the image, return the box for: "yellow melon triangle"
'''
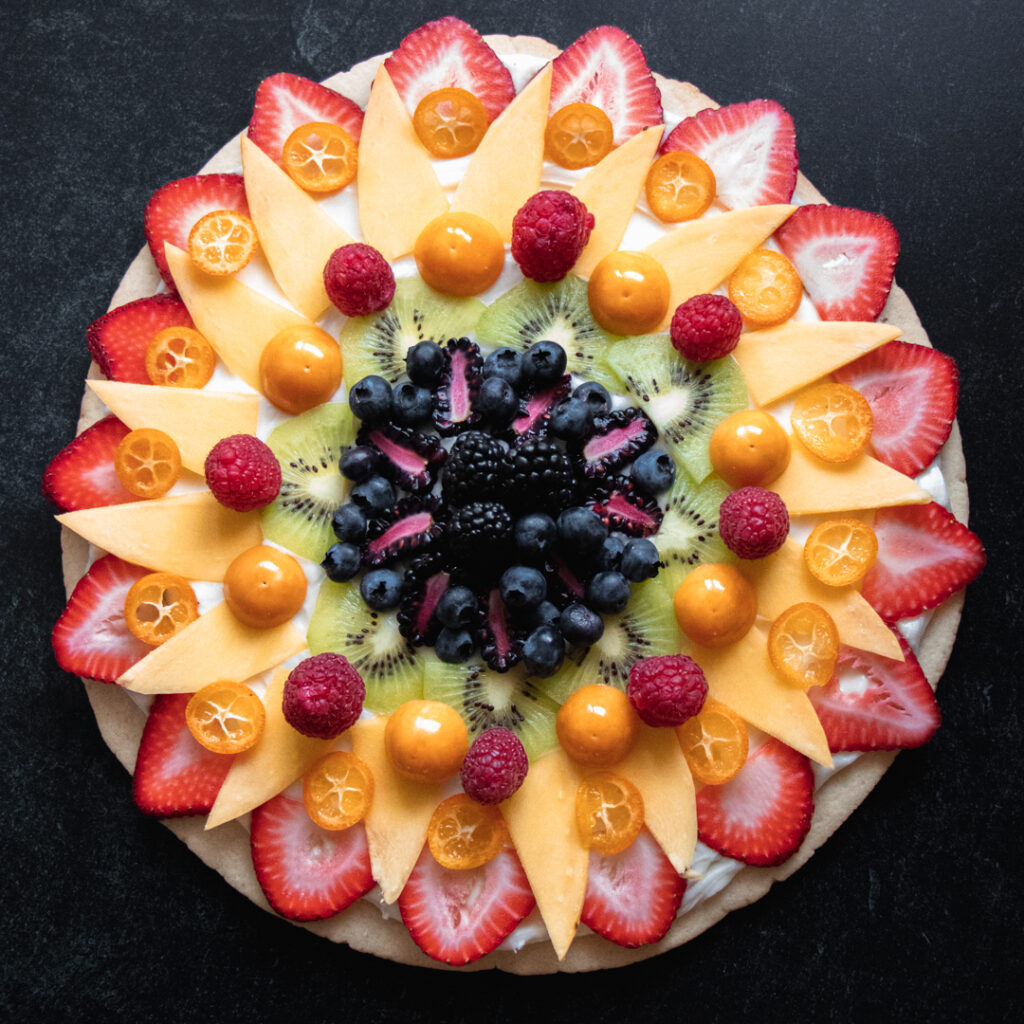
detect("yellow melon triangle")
[502,746,587,961]
[771,441,931,516]
[617,725,697,875]
[164,243,309,391]
[240,135,354,321]
[733,321,902,406]
[56,492,262,580]
[206,668,336,830]
[571,124,664,278]
[687,627,833,767]
[451,64,553,242]
[86,380,258,475]
[349,716,443,903]
[644,205,796,330]
[117,602,305,694]
[357,66,448,260]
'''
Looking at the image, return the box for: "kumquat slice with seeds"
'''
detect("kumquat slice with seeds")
[302,751,375,831]
[186,681,266,755]
[767,602,839,690]
[790,382,874,463]
[728,248,803,327]
[545,102,615,169]
[114,427,181,499]
[426,793,509,870]
[282,121,358,192]
[677,698,749,786]
[145,326,216,388]
[803,518,879,586]
[413,88,489,159]
[645,151,717,222]
[575,771,645,855]
[187,208,258,276]
[123,571,199,646]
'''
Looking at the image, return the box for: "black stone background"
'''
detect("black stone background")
[2,0,1021,1020]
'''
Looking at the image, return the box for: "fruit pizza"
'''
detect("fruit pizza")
[45,18,985,972]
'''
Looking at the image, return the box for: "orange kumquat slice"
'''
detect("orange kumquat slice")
[544,102,615,169]
[728,248,803,327]
[186,681,266,755]
[645,151,717,222]
[187,209,258,276]
[767,602,839,689]
[790,382,874,463]
[145,326,216,388]
[282,121,358,193]
[114,427,181,498]
[575,771,645,855]
[803,518,879,586]
[302,751,375,830]
[123,571,199,646]
[676,698,749,786]
[413,88,489,159]
[426,793,508,870]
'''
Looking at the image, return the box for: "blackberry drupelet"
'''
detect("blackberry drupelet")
[446,501,513,553]
[441,431,508,505]
[508,436,576,513]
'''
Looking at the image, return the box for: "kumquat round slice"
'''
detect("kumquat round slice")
[114,427,181,499]
[728,247,803,327]
[413,88,489,159]
[426,793,508,870]
[676,698,750,786]
[123,571,199,646]
[145,326,216,388]
[645,151,717,222]
[187,209,258,276]
[544,102,615,169]
[575,771,645,855]
[803,518,879,586]
[186,681,266,755]
[302,751,375,831]
[767,602,839,690]
[282,121,358,192]
[790,382,874,463]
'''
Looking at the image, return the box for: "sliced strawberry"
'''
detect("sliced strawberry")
[832,340,959,476]
[696,738,814,866]
[247,72,364,167]
[250,793,374,921]
[809,631,940,751]
[775,204,900,321]
[51,554,151,683]
[383,16,515,123]
[86,293,195,384]
[144,173,249,290]
[860,502,985,622]
[581,828,685,947]
[661,99,797,209]
[42,415,138,512]
[549,26,663,146]
[132,694,234,817]
[398,844,535,965]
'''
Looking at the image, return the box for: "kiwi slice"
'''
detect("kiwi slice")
[475,275,622,392]
[262,402,356,561]
[307,579,424,713]
[608,338,747,482]
[423,659,560,761]
[338,277,485,385]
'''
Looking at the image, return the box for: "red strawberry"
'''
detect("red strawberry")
[696,738,814,866]
[144,173,249,289]
[132,694,234,817]
[250,793,374,921]
[832,340,959,476]
[860,502,985,622]
[549,26,662,146]
[384,16,515,123]
[398,844,535,965]
[775,204,900,321]
[42,415,138,512]
[581,828,685,947]
[247,72,364,167]
[86,293,195,384]
[809,631,940,751]
[661,99,797,209]
[51,554,151,683]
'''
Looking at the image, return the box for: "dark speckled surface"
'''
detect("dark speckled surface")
[2,0,1021,1020]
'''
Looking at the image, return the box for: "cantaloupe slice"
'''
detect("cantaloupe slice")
[86,380,258,474]
[56,492,262,580]
[117,602,305,694]
[451,64,553,242]
[349,715,443,903]
[571,124,664,278]
[164,243,309,391]
[240,135,354,320]
[357,66,448,260]
[644,205,796,330]
[733,321,902,406]
[502,746,587,961]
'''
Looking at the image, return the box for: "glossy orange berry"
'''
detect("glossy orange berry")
[426,794,508,869]
[145,326,216,388]
[186,681,265,754]
[673,564,757,648]
[728,248,803,327]
[123,571,199,646]
[709,409,791,489]
[556,684,638,768]
[575,771,645,854]
[282,121,357,193]
[413,212,505,297]
[385,700,469,784]
[259,323,343,414]
[413,88,489,158]
[114,428,181,499]
[767,602,839,689]
[587,251,670,335]
[187,209,258,276]
[302,751,374,830]
[544,102,615,170]
[645,151,716,222]
[222,545,307,628]
[790,382,874,463]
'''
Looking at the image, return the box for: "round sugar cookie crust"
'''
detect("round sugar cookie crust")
[60,34,968,974]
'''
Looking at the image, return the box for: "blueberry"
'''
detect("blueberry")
[349,475,395,516]
[348,375,393,422]
[522,599,561,631]
[559,603,605,645]
[475,376,519,426]
[500,565,547,610]
[548,398,591,440]
[557,506,608,557]
[522,341,567,388]
[483,347,524,391]
[321,542,362,582]
[406,340,445,386]
[435,627,475,663]
[631,450,677,495]
[621,538,661,582]
[585,571,631,614]
[573,381,611,418]
[436,586,478,629]
[522,624,565,677]
[331,503,368,543]
[596,533,628,572]
[339,445,380,482]
[391,382,434,427]
[515,512,558,561]
[360,567,403,610]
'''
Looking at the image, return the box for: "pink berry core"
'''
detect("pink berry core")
[282,653,365,739]
[627,655,708,727]
[459,726,529,804]
[718,486,790,559]
[204,434,282,512]
[324,243,396,317]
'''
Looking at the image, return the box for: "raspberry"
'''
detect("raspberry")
[670,293,743,361]
[627,655,708,727]
[459,726,529,804]
[204,434,281,512]
[511,190,595,282]
[282,653,365,739]
[324,243,396,317]
[718,486,790,559]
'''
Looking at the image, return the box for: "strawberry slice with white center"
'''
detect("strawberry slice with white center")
[250,793,374,921]
[660,98,797,209]
[581,828,685,948]
[832,340,959,476]
[775,204,900,321]
[809,631,940,751]
[132,694,234,817]
[549,25,663,146]
[144,173,249,290]
[51,554,151,683]
[398,844,536,965]
[42,415,138,512]
[860,502,985,622]
[696,738,814,866]
[247,72,364,166]
[384,16,515,123]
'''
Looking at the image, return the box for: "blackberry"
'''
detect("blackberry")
[441,432,508,505]
[446,501,512,554]
[508,436,576,513]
